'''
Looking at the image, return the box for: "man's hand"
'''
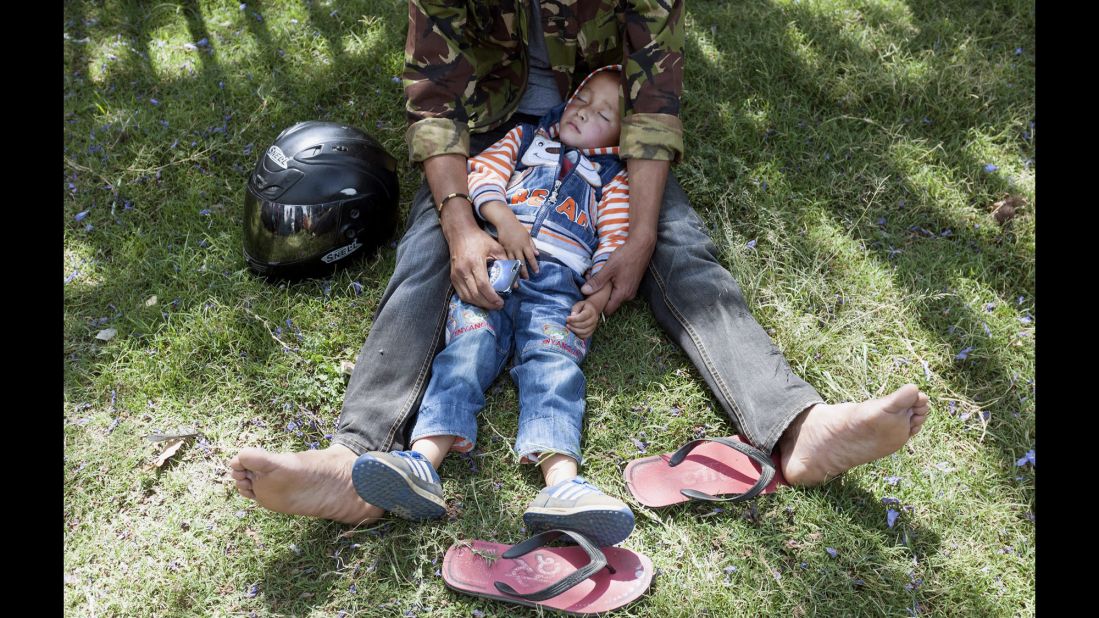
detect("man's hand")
[581,157,669,315]
[580,236,655,315]
[566,285,611,339]
[481,200,539,280]
[446,226,506,309]
[426,154,506,310]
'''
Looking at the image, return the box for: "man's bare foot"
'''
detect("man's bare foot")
[779,384,930,486]
[228,445,383,525]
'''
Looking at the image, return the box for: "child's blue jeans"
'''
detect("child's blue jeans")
[408,259,591,465]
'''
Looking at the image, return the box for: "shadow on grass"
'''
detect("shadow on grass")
[678,0,1032,480]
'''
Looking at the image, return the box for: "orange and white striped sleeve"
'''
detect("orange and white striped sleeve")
[590,169,630,275]
[466,125,523,220]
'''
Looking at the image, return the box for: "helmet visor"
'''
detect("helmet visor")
[243,189,355,267]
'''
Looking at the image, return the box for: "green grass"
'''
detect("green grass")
[64,0,1034,616]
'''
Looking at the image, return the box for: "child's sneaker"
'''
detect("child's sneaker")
[351,450,446,521]
[522,476,635,546]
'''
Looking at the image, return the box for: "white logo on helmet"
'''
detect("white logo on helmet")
[266,145,290,169]
[321,240,362,263]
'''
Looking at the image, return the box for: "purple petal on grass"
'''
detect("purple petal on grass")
[887,509,900,528]
[65,270,80,284]
[948,401,956,415]
[630,437,647,453]
[876,217,886,226]
[199,209,211,216]
[920,360,931,380]
[723,565,738,574]
[245,584,259,598]
[826,547,838,558]
[391,76,402,84]
[472,611,486,618]
[746,239,757,250]
[150,98,159,105]
[243,143,253,155]
[959,413,970,421]
[982,322,991,337]
[881,496,900,507]
[1015,449,1035,467]
[1015,47,1023,55]
[196,38,209,47]
[955,346,974,360]
[884,476,902,486]
[75,210,90,222]
[983,164,998,173]
[85,223,94,232]
[351,281,363,295]
[1019,315,1032,324]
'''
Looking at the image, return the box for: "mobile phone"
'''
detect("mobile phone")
[488,259,522,294]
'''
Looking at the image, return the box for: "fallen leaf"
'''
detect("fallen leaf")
[146,295,158,306]
[95,328,117,341]
[151,438,185,467]
[990,194,1027,225]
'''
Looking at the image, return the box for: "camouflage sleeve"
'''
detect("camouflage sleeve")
[403,0,475,163]
[620,0,685,163]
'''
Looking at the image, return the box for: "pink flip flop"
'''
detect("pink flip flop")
[623,436,787,508]
[442,529,653,616]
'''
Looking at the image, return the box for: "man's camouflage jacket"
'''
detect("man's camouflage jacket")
[403,0,684,165]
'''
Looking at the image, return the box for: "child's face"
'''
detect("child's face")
[558,72,622,150]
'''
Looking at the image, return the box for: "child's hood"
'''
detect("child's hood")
[536,64,623,157]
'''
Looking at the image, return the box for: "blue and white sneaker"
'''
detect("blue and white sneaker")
[351,450,446,521]
[522,476,635,547]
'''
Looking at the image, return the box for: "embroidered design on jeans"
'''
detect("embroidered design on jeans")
[539,323,587,362]
[445,301,492,344]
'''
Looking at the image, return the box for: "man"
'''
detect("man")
[230,0,929,524]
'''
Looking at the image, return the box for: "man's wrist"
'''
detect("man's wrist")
[439,200,479,242]
[437,192,472,215]
[625,229,657,251]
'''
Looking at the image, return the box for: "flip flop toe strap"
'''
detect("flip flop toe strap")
[668,437,776,503]
[494,529,608,602]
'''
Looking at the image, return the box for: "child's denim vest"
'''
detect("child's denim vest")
[497,103,624,273]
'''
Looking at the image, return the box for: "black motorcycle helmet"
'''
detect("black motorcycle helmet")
[243,121,399,279]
